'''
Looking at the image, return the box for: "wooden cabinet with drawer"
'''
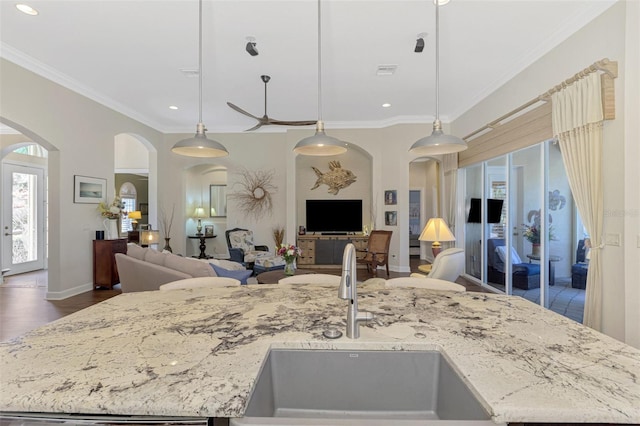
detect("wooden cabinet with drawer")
[93,239,127,289]
[297,235,368,266]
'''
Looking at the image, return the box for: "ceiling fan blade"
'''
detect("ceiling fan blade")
[244,122,265,131]
[226,102,260,120]
[268,119,317,126]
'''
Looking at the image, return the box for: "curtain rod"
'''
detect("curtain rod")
[463,58,618,141]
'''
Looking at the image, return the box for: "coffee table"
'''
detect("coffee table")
[256,268,316,284]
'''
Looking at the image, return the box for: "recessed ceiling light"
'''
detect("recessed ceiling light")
[382,103,392,108]
[169,105,179,110]
[16,4,38,15]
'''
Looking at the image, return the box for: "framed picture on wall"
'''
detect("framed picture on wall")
[385,211,397,226]
[139,203,149,215]
[74,175,106,204]
[384,190,397,205]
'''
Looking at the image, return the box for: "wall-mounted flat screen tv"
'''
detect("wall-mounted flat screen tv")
[306,199,363,234]
[467,198,504,224]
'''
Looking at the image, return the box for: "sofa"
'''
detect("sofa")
[115,244,251,292]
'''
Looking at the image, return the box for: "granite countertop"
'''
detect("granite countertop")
[1,282,639,424]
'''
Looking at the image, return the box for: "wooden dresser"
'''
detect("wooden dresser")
[297,234,368,267]
[93,239,127,289]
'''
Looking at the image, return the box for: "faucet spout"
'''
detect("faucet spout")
[339,243,373,339]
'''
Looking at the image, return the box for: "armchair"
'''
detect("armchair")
[225,228,269,266]
[412,247,465,282]
[356,230,392,277]
[487,238,540,290]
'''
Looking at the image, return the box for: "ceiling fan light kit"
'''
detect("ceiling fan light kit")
[410,0,467,156]
[293,0,348,156]
[172,0,228,158]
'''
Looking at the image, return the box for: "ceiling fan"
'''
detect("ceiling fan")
[227,75,317,131]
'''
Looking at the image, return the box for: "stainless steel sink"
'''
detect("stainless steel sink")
[231,349,500,426]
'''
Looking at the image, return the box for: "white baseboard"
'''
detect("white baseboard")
[46,282,94,300]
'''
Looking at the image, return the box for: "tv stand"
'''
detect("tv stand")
[297,234,368,266]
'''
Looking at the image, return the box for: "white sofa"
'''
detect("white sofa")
[115,244,248,293]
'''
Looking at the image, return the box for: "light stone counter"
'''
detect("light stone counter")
[1,283,639,424]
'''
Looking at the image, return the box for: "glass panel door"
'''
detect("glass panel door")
[2,164,45,275]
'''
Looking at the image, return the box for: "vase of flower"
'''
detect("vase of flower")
[163,238,172,253]
[277,243,301,276]
[103,218,119,240]
[284,259,296,276]
[531,243,540,257]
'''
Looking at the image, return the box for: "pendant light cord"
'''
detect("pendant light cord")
[317,0,323,123]
[198,0,203,124]
[434,1,440,121]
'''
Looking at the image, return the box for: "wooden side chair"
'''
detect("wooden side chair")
[356,230,392,277]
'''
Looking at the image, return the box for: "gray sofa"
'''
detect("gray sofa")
[115,244,245,292]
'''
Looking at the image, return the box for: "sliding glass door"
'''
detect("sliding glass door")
[461,140,584,323]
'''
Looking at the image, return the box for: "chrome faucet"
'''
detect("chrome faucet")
[339,243,374,339]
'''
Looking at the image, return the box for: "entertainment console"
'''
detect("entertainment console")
[297,234,368,267]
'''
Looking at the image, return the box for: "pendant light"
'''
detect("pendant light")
[409,0,467,156]
[293,0,348,156]
[172,0,228,158]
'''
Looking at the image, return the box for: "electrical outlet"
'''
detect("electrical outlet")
[605,233,621,246]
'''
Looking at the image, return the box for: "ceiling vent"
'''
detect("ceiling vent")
[180,69,199,78]
[376,64,398,76]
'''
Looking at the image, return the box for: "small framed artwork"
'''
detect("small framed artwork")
[204,225,215,237]
[385,211,397,226]
[74,175,106,204]
[384,190,397,205]
[139,203,149,215]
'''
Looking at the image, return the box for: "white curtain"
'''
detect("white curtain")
[551,72,604,330]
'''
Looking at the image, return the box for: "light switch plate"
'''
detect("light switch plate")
[605,233,621,246]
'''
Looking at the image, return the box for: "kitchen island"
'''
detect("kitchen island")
[1,282,639,424]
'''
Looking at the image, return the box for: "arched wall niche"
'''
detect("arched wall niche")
[184,163,228,258]
[295,142,373,234]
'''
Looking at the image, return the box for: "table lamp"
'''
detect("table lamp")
[194,206,205,236]
[419,218,455,257]
[140,228,160,248]
[128,211,142,230]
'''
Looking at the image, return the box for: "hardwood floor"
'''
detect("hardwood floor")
[0,259,487,342]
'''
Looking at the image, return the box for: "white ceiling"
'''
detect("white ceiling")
[0,0,617,134]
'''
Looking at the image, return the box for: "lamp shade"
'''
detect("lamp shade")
[410,122,468,156]
[140,229,160,246]
[194,206,206,218]
[419,218,455,242]
[128,211,142,220]
[293,121,348,156]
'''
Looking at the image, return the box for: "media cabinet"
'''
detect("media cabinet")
[297,234,368,267]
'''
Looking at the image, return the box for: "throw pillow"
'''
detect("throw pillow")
[144,249,167,266]
[126,243,147,260]
[210,263,253,285]
[495,245,522,265]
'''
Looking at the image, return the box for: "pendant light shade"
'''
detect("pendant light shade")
[293,0,347,156]
[172,0,228,158]
[410,1,467,156]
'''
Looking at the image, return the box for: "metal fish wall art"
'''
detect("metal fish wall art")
[310,161,357,195]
